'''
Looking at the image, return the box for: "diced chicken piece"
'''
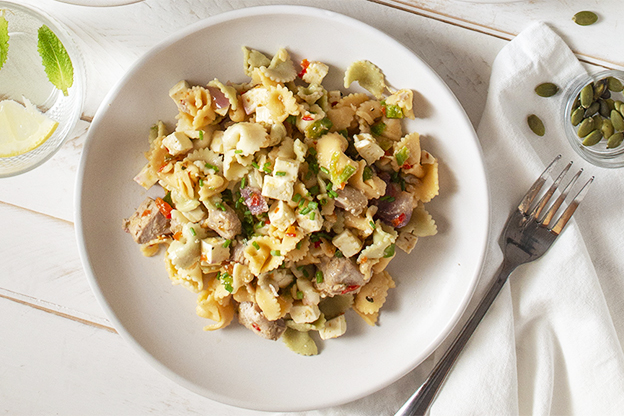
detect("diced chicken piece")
[237,301,286,340]
[122,197,171,244]
[162,131,193,156]
[203,204,241,240]
[315,257,366,297]
[334,186,368,216]
[240,186,268,215]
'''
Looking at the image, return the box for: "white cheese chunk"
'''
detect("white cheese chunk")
[262,175,294,201]
[319,315,347,340]
[273,157,300,181]
[354,133,384,164]
[332,229,363,258]
[162,131,193,156]
[200,236,230,265]
[290,304,321,324]
[296,208,323,233]
[268,200,296,231]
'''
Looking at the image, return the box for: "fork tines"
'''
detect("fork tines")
[519,155,593,235]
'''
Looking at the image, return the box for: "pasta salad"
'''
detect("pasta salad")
[122,47,439,355]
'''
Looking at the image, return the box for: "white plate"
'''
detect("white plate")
[76,5,489,412]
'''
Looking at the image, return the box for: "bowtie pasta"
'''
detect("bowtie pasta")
[122,47,439,355]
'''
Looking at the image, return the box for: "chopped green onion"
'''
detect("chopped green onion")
[382,101,404,119]
[320,167,330,175]
[309,185,320,195]
[252,241,260,250]
[363,166,374,181]
[370,121,386,136]
[307,201,318,210]
[316,270,324,283]
[292,193,302,203]
[300,207,311,215]
[395,146,410,167]
[275,171,287,176]
[240,177,247,189]
[337,164,357,185]
[286,115,297,125]
[380,196,395,202]
[205,163,219,172]
[198,130,204,140]
[271,250,281,256]
[302,268,309,278]
[296,290,304,300]
[199,178,204,187]
[309,212,316,220]
[296,241,303,250]
[369,220,376,230]
[335,250,344,258]
[235,149,243,154]
[383,243,396,258]
[189,227,197,236]
[251,162,260,169]
[222,239,232,248]
[307,117,333,139]
[327,190,338,198]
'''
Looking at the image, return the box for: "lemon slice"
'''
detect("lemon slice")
[0,98,59,157]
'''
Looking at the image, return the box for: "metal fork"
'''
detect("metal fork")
[395,155,593,416]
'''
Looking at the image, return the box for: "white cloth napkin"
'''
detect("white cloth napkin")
[277,22,624,416]
[426,21,624,416]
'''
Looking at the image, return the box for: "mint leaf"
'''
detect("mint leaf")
[0,11,9,71]
[37,24,74,96]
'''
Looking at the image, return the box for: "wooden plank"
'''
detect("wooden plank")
[376,0,622,69]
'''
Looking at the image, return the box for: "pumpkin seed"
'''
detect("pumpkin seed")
[584,101,600,118]
[582,129,603,146]
[580,83,594,108]
[607,132,624,149]
[593,79,607,100]
[573,11,598,26]
[601,119,614,139]
[607,76,624,92]
[577,117,595,138]
[606,98,615,112]
[527,114,545,136]
[611,109,624,131]
[570,107,585,126]
[614,101,624,113]
[592,114,603,130]
[599,99,611,118]
[535,82,559,97]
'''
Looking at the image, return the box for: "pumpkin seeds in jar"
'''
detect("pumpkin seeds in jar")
[535,82,559,97]
[577,117,595,138]
[582,129,603,146]
[607,76,624,92]
[580,83,594,108]
[601,119,614,139]
[527,114,545,136]
[611,109,624,131]
[573,11,598,26]
[571,107,585,126]
[607,132,624,149]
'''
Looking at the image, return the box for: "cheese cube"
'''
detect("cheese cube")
[332,229,363,258]
[302,61,329,85]
[262,176,294,201]
[290,304,321,324]
[268,200,296,231]
[273,157,300,181]
[296,208,323,233]
[200,237,230,265]
[354,133,384,164]
[319,315,347,340]
[162,131,193,156]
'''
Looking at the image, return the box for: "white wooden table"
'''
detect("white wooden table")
[1,0,620,414]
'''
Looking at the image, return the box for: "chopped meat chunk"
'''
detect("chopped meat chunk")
[375,180,414,228]
[315,256,366,297]
[122,197,171,244]
[237,301,286,340]
[240,186,269,215]
[203,204,241,240]
[334,185,368,215]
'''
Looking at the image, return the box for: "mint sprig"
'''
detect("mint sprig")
[37,24,74,96]
[0,12,8,71]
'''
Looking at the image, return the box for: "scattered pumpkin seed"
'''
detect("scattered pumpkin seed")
[535,82,559,97]
[573,11,598,26]
[580,83,594,108]
[607,132,624,149]
[577,117,595,138]
[611,109,624,131]
[527,114,545,136]
[582,129,603,146]
[607,77,624,92]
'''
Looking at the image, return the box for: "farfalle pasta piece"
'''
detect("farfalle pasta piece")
[259,48,297,83]
[255,280,292,321]
[207,78,239,112]
[354,271,396,320]
[385,89,415,119]
[242,46,271,77]
[411,160,439,203]
[196,277,235,330]
[348,160,387,200]
[344,60,386,99]
[244,236,284,275]
[264,84,300,123]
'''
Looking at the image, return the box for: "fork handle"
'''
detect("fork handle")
[395,260,517,416]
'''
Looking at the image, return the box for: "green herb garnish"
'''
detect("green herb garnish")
[0,12,8,71]
[306,117,333,139]
[38,25,74,96]
[395,146,410,167]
